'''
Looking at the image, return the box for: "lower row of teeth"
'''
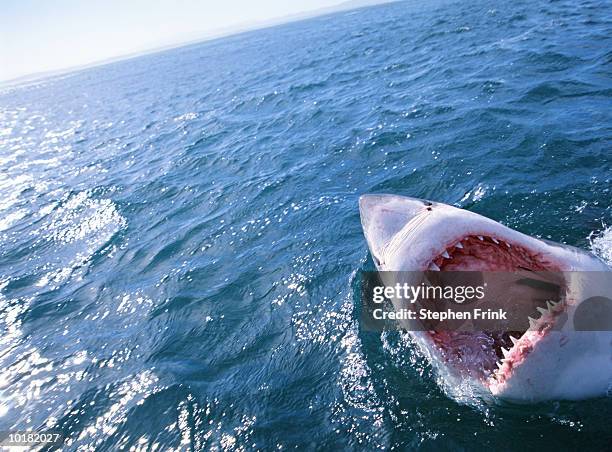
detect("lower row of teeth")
[493,300,562,379]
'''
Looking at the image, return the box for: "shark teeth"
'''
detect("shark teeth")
[510,335,519,345]
[536,306,548,315]
[491,237,499,244]
[477,235,484,241]
[528,316,537,329]
[441,250,450,259]
[455,242,464,249]
[429,262,441,271]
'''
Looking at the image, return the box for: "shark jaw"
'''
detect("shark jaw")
[359,194,612,402]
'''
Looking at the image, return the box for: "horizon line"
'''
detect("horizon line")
[0,0,400,89]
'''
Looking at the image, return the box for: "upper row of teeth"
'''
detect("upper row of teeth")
[428,235,511,271]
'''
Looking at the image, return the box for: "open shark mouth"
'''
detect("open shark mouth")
[421,234,566,391]
[360,194,612,401]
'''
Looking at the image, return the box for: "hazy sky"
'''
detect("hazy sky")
[0,0,345,82]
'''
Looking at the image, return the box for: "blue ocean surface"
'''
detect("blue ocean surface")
[1,0,611,449]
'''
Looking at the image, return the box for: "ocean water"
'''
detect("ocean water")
[1,0,611,449]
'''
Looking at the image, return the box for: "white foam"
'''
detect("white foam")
[590,226,612,265]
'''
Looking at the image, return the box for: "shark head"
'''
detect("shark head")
[359,194,612,402]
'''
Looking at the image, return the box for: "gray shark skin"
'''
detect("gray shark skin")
[359,194,612,402]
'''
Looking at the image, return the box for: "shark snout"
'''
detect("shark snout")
[359,194,434,265]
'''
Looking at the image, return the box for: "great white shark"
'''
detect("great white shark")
[359,194,612,402]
